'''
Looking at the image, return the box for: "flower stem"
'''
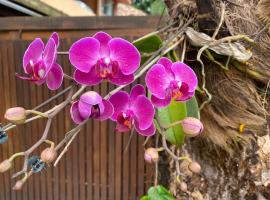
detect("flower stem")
[164,120,183,130]
[9,152,25,161]
[26,110,48,118]
[72,85,87,100]
[57,51,69,55]
[44,140,55,148]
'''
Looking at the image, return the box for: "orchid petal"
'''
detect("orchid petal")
[69,37,100,73]
[78,101,92,119]
[171,62,198,91]
[145,64,171,99]
[93,31,112,57]
[130,84,145,104]
[108,70,134,86]
[74,68,102,86]
[97,100,114,121]
[132,95,155,130]
[109,91,129,121]
[80,91,103,105]
[109,38,140,75]
[43,38,56,74]
[23,38,44,74]
[70,101,87,124]
[158,57,174,78]
[50,32,59,48]
[46,63,63,90]
[135,122,156,136]
[151,95,171,108]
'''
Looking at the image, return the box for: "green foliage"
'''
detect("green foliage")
[140,185,175,200]
[133,34,162,53]
[158,100,187,146]
[133,0,167,15]
[150,0,167,15]
[186,96,200,119]
[133,34,162,65]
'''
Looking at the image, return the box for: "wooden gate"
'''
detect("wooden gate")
[0,16,159,200]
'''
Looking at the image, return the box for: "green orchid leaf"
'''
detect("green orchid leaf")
[158,100,187,146]
[186,96,200,119]
[140,196,150,200]
[133,34,162,53]
[147,185,175,200]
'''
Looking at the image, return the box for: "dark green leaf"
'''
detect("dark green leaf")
[158,100,187,146]
[133,34,162,53]
[186,96,200,119]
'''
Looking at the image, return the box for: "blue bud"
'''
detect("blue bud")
[28,156,45,173]
[0,127,8,144]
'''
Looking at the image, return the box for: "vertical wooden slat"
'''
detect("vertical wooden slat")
[78,108,86,200]
[60,39,73,200]
[7,42,20,200]
[58,39,66,200]
[114,132,122,200]
[108,84,115,200]
[43,78,53,200]
[1,42,13,200]
[100,83,108,200]
[93,84,101,200]
[137,136,145,199]
[0,42,8,200]
[129,133,138,200]
[122,132,130,200]
[86,103,93,200]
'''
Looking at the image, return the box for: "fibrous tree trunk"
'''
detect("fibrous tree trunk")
[162,0,270,199]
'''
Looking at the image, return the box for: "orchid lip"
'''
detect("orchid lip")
[90,104,101,118]
[117,111,134,130]
[168,80,189,100]
[95,58,119,79]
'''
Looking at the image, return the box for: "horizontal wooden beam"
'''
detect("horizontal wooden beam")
[0,16,161,31]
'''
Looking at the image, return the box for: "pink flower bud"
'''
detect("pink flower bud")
[4,107,26,125]
[0,159,12,173]
[144,148,159,163]
[181,117,203,137]
[188,161,201,174]
[40,147,57,164]
[180,181,188,192]
[13,180,24,191]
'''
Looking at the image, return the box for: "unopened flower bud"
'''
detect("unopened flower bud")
[4,107,26,125]
[188,161,201,174]
[180,181,188,192]
[40,147,57,164]
[13,180,24,191]
[181,117,203,137]
[144,148,159,163]
[0,159,12,173]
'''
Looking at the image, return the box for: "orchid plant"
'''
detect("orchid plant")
[0,30,203,198]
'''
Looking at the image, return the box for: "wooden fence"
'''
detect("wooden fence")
[0,16,160,200]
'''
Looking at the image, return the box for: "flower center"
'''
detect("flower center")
[29,60,46,80]
[95,58,119,79]
[117,111,134,130]
[91,104,101,118]
[169,81,189,100]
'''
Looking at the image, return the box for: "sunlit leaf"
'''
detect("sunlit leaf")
[158,100,187,146]
[140,196,150,200]
[147,185,175,200]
